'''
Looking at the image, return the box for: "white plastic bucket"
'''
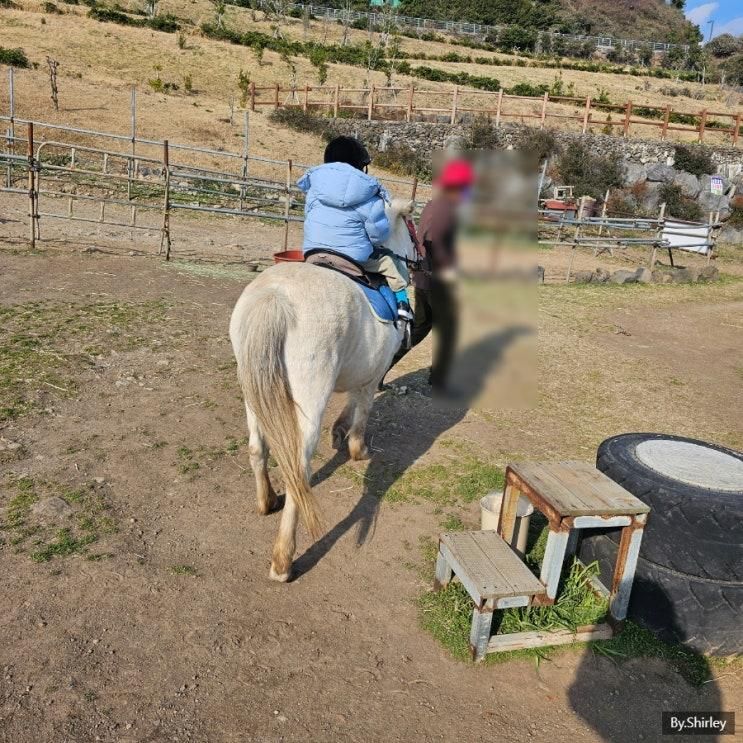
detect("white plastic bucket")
[480,492,503,530]
[480,493,535,556]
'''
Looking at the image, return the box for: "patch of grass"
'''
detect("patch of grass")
[440,513,466,531]
[386,458,505,505]
[416,516,725,684]
[590,621,718,687]
[164,260,259,282]
[31,528,97,562]
[1,477,117,563]
[0,46,29,68]
[0,300,168,422]
[170,564,198,576]
[176,446,200,474]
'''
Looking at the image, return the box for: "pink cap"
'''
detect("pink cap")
[435,159,475,189]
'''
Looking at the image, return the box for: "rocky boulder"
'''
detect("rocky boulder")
[646,163,676,183]
[673,171,701,199]
[610,269,639,285]
[623,162,648,186]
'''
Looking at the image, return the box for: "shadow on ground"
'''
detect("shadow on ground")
[293,325,531,578]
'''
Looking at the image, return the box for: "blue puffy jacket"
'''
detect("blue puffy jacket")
[297,162,391,262]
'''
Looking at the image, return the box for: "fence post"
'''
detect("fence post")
[581,96,591,134]
[495,90,503,128]
[240,110,249,211]
[622,100,633,138]
[661,105,670,140]
[333,84,340,117]
[368,83,375,121]
[274,83,280,109]
[159,139,172,261]
[250,81,256,112]
[283,159,293,251]
[650,201,666,269]
[7,67,15,189]
[450,85,458,126]
[303,84,309,113]
[406,86,414,122]
[540,91,548,129]
[733,113,741,148]
[410,175,418,202]
[26,121,36,249]
[129,86,136,200]
[698,109,707,143]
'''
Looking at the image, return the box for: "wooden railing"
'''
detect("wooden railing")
[248,82,743,148]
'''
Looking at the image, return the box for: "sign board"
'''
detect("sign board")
[663,221,712,255]
[710,176,724,196]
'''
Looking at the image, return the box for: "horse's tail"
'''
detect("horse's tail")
[233,290,323,540]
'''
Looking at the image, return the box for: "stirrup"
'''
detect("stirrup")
[402,319,412,350]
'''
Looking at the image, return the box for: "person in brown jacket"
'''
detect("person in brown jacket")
[385,158,474,392]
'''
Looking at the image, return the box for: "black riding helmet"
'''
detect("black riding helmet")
[324,136,371,172]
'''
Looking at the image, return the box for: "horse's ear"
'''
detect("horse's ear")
[389,198,414,218]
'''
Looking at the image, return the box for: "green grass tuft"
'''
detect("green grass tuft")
[170,564,198,576]
[386,458,504,505]
[1,476,117,563]
[31,528,97,562]
[0,300,168,422]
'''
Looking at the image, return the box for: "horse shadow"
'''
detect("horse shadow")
[292,324,532,578]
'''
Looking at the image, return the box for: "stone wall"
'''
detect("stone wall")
[328,119,743,177]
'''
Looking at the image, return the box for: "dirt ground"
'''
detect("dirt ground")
[1,204,742,741]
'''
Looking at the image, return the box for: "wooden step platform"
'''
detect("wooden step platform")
[432,460,650,661]
[435,531,546,610]
[434,530,550,661]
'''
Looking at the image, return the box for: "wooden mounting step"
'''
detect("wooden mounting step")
[437,530,545,611]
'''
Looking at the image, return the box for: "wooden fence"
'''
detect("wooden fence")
[249,82,743,148]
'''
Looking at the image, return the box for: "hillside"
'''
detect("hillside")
[397,0,700,44]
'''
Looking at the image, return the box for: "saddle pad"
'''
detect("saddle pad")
[359,282,397,323]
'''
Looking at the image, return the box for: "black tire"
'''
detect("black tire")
[580,533,743,656]
[596,433,743,582]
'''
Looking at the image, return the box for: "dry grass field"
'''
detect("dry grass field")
[2,0,742,157]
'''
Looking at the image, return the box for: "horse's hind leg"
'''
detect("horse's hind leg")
[347,383,376,461]
[245,403,278,515]
[331,398,355,450]
[270,383,331,582]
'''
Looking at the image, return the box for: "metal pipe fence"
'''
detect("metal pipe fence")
[252,0,690,54]
[1,117,429,259]
[538,196,722,282]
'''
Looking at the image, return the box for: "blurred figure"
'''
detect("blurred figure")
[385,158,474,393]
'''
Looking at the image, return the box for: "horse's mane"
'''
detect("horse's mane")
[384,198,416,262]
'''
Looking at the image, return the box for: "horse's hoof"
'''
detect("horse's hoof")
[348,441,370,461]
[269,565,291,582]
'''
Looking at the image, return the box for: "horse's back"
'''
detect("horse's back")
[231,262,397,392]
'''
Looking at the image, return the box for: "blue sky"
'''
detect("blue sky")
[685,0,743,39]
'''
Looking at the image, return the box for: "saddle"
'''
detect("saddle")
[303,248,398,323]
[304,248,386,290]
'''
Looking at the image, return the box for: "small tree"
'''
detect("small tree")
[46,56,59,111]
[237,69,251,107]
[722,52,743,86]
[252,39,266,66]
[309,46,328,85]
[706,33,742,59]
[210,0,226,30]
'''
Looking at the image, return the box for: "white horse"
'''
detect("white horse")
[229,199,415,581]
